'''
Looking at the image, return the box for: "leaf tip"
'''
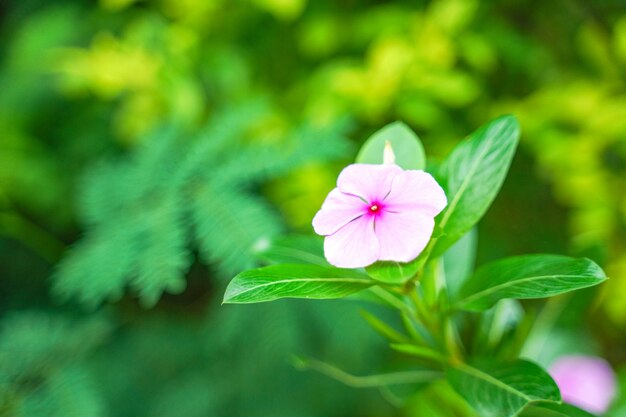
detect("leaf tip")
[222,280,239,304]
[388,120,409,129]
[494,113,519,124]
[499,113,521,134]
[290,355,309,370]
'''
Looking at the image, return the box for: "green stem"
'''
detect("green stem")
[443,315,464,362]
[406,235,440,287]
[378,386,405,408]
[369,286,412,313]
[408,286,449,353]
[293,356,442,388]
[400,310,430,346]
[360,309,412,344]
[409,288,432,329]
[390,343,448,364]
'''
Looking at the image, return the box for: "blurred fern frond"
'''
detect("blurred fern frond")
[0,312,111,417]
[83,300,387,417]
[53,103,352,308]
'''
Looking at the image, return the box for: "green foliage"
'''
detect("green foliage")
[472,299,523,357]
[85,302,390,417]
[0,312,111,417]
[356,121,426,170]
[224,264,376,304]
[442,227,477,298]
[223,115,611,416]
[433,115,520,256]
[2,0,625,416]
[456,255,607,311]
[53,105,351,307]
[404,381,481,417]
[446,360,561,417]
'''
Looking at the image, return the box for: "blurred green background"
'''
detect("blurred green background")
[1,0,626,416]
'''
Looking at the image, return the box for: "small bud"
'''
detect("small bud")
[383,140,396,165]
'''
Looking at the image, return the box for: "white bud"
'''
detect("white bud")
[383,140,396,165]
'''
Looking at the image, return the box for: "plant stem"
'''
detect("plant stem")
[409,287,432,328]
[369,286,412,313]
[293,356,442,388]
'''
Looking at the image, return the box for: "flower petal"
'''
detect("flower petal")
[375,210,434,263]
[384,170,447,217]
[312,188,368,236]
[337,164,402,203]
[550,355,617,414]
[324,216,379,268]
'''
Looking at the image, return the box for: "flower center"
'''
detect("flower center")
[369,202,383,214]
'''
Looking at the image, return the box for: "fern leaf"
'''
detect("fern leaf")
[130,193,190,307]
[53,103,351,307]
[0,313,110,417]
[192,187,282,277]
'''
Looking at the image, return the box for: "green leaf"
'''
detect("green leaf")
[473,299,524,356]
[405,381,481,417]
[346,287,411,312]
[521,403,596,417]
[254,235,328,266]
[390,344,448,363]
[223,264,377,304]
[455,255,607,311]
[365,230,445,285]
[433,115,520,256]
[443,227,477,298]
[365,259,421,284]
[356,121,426,170]
[447,360,561,417]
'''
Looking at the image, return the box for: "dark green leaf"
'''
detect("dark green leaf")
[356,121,426,170]
[447,360,561,417]
[456,255,607,311]
[433,115,519,256]
[223,264,377,304]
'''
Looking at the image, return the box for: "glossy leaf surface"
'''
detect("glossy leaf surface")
[224,264,376,304]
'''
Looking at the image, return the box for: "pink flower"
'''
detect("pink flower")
[312,164,447,268]
[549,355,617,414]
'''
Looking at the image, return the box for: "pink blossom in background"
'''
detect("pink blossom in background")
[549,355,617,414]
[312,164,447,268]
